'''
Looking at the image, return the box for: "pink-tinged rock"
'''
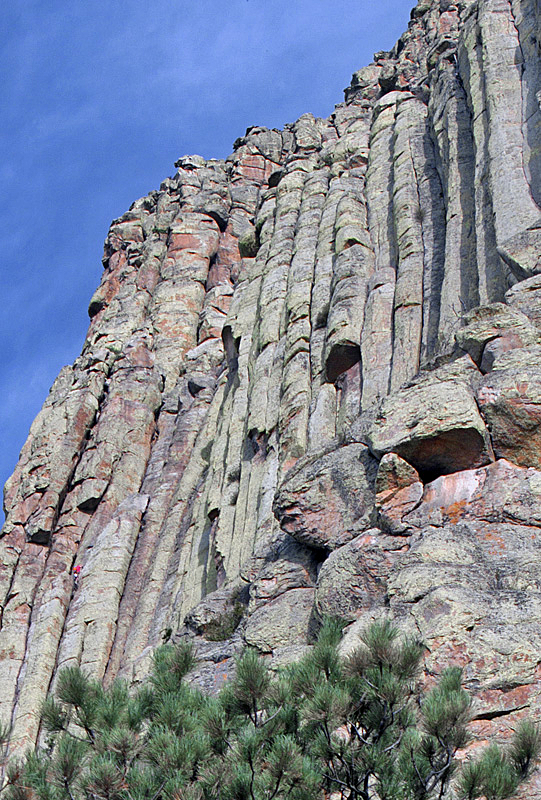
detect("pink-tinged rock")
[405,459,541,530]
[2,367,105,544]
[234,154,269,183]
[123,341,155,369]
[415,467,485,524]
[206,227,238,289]
[455,303,538,367]
[337,457,541,758]
[248,535,318,609]
[108,218,144,248]
[168,214,220,259]
[316,529,408,621]
[4,2,541,778]
[375,453,423,534]
[273,444,378,551]
[477,346,541,469]
[136,259,161,294]
[480,330,532,373]
[386,517,541,740]
[198,286,233,343]
[162,251,210,282]
[506,274,541,333]
[206,262,233,289]
[439,9,459,35]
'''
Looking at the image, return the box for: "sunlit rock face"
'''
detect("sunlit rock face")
[2,0,541,791]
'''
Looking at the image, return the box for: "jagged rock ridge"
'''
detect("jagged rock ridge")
[2,0,541,793]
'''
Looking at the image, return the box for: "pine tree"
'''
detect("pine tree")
[3,619,539,800]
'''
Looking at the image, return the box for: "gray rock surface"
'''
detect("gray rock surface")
[273,444,377,550]
[366,358,493,477]
[2,2,541,793]
[477,346,541,468]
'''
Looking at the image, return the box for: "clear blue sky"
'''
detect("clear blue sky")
[1,0,416,516]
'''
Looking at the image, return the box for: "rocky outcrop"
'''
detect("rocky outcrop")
[273,444,377,551]
[366,356,494,478]
[2,0,541,793]
[477,346,541,468]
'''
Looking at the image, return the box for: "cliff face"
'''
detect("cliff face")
[2,0,541,782]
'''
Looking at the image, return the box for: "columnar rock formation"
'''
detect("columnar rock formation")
[2,0,541,791]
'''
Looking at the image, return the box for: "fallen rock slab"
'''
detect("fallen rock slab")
[315,529,407,621]
[273,444,378,550]
[367,359,493,479]
[243,588,315,653]
[375,452,423,534]
[477,346,541,469]
[455,302,538,367]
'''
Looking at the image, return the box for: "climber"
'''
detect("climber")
[73,564,82,589]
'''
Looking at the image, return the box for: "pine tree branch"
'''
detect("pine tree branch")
[363,768,371,800]
[322,772,351,790]
[410,747,427,788]
[63,777,77,800]
[350,722,369,745]
[267,770,283,800]
[148,779,166,800]
[324,771,370,800]
[247,748,256,800]
[73,705,96,746]
[260,705,284,729]
[383,731,405,754]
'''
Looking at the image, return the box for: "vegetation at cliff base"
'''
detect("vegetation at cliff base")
[2,620,539,800]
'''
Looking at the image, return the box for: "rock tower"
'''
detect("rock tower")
[2,0,541,792]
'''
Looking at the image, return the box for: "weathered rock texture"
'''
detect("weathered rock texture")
[2,0,541,792]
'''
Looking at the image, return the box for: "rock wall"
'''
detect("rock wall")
[2,0,541,790]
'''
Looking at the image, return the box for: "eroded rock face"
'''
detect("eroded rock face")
[2,1,541,792]
[366,357,493,478]
[374,453,423,534]
[273,444,377,551]
[455,302,540,369]
[340,459,541,760]
[477,347,541,469]
[315,529,407,621]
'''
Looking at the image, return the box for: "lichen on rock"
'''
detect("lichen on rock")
[2,2,541,791]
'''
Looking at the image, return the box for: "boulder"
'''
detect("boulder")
[477,346,541,469]
[367,358,493,479]
[404,459,541,530]
[343,460,541,735]
[374,453,423,534]
[455,303,538,367]
[388,519,541,709]
[243,588,316,653]
[248,535,318,609]
[183,583,248,639]
[273,444,378,550]
[315,529,407,621]
[506,274,541,333]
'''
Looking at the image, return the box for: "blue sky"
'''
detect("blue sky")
[1,0,416,515]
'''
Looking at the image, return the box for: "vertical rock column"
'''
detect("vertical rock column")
[430,61,479,351]
[389,95,428,388]
[0,195,165,754]
[110,132,293,657]
[458,6,507,306]
[478,0,541,276]
[109,136,283,676]
[362,94,398,411]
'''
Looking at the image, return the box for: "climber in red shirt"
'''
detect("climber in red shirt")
[73,564,82,589]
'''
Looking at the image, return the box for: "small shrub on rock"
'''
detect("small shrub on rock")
[203,599,245,641]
